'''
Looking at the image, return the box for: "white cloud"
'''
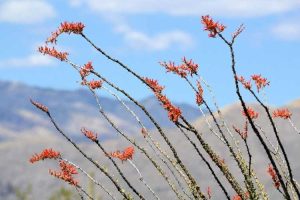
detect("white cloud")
[70,0,300,18]
[0,0,56,24]
[0,54,54,68]
[115,24,193,51]
[272,22,300,41]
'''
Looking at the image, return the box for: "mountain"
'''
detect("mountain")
[0,80,202,141]
[1,80,299,199]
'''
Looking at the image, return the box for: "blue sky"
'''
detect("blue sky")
[1,0,300,108]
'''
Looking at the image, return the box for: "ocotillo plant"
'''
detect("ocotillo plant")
[29,16,300,200]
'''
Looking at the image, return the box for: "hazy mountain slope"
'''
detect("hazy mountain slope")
[1,97,299,199]
[0,80,201,141]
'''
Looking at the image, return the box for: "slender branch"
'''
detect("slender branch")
[218,32,291,199]
[176,124,231,200]
[46,111,132,199]
[128,160,160,200]
[61,158,117,200]
[248,89,300,198]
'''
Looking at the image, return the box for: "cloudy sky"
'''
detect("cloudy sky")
[1,0,300,107]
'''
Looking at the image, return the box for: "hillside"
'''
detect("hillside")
[1,80,300,199]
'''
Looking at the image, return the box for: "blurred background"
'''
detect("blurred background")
[1,0,300,199]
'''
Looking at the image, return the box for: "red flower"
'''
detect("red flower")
[272,108,292,119]
[243,107,259,119]
[49,160,78,186]
[235,75,252,90]
[82,80,103,89]
[267,164,280,189]
[159,57,199,78]
[144,77,182,122]
[29,148,61,163]
[196,80,204,106]
[159,61,187,78]
[30,99,49,113]
[38,46,68,61]
[47,22,85,44]
[143,77,164,93]
[182,57,199,76]
[80,61,94,78]
[251,74,269,92]
[201,15,226,38]
[81,128,98,142]
[108,146,135,162]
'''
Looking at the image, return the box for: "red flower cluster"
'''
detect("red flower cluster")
[233,121,248,140]
[272,108,292,119]
[159,57,199,78]
[30,99,49,113]
[267,164,280,189]
[235,75,252,90]
[80,61,94,78]
[201,15,226,37]
[242,107,259,119]
[38,46,68,61]
[144,77,182,122]
[81,80,103,89]
[143,78,164,93]
[160,61,187,77]
[29,148,61,163]
[251,74,269,92]
[47,22,85,44]
[108,146,135,162]
[49,160,78,186]
[81,128,98,142]
[196,80,204,106]
[182,57,199,76]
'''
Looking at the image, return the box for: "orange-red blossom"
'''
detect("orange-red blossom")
[144,77,182,122]
[29,148,61,163]
[49,160,79,186]
[47,22,85,44]
[38,46,68,61]
[242,107,259,119]
[81,127,98,142]
[273,108,292,119]
[201,15,226,38]
[108,146,135,162]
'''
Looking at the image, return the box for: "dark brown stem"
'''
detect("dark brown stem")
[243,138,252,176]
[249,89,300,198]
[90,90,187,200]
[46,111,132,199]
[180,117,250,199]
[183,77,258,199]
[90,70,205,199]
[176,124,231,200]
[218,33,291,199]
[94,140,145,200]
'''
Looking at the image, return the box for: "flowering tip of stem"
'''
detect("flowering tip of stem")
[29,148,61,163]
[108,146,135,162]
[30,99,49,113]
[47,21,85,44]
[201,15,226,38]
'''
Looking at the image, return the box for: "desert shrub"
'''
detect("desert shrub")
[29,16,300,200]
